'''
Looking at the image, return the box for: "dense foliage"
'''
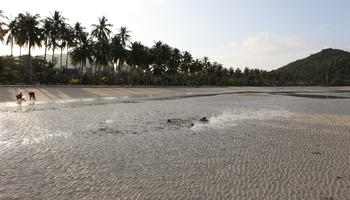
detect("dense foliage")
[0,55,278,86]
[1,10,350,86]
[275,49,350,86]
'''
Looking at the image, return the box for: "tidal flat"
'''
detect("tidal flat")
[0,87,350,199]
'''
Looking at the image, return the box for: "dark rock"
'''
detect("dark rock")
[200,117,209,122]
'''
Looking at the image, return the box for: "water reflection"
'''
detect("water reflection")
[192,108,294,131]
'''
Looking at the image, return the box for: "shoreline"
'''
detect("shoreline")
[1,86,350,103]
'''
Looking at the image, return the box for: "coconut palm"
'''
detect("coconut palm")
[113,26,131,74]
[58,23,73,69]
[13,13,27,64]
[128,41,148,70]
[73,22,86,44]
[91,16,112,42]
[190,59,202,75]
[63,25,75,69]
[16,12,42,83]
[92,40,110,73]
[202,56,210,71]
[109,35,123,73]
[128,42,154,84]
[0,10,8,42]
[151,41,172,77]
[5,18,18,56]
[70,34,93,81]
[117,26,131,48]
[47,10,66,61]
[42,19,51,61]
[168,48,181,75]
[180,51,192,74]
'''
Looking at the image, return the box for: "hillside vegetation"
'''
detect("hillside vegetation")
[275,48,350,85]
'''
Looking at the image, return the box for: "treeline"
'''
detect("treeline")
[0,10,280,86]
[0,55,283,86]
[1,10,349,86]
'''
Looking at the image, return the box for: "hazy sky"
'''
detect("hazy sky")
[1,0,350,70]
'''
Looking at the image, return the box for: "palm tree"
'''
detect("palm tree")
[13,13,27,64]
[92,40,110,73]
[91,16,112,42]
[0,10,8,42]
[117,26,131,48]
[70,34,93,82]
[47,10,66,62]
[127,41,153,84]
[73,22,86,44]
[190,59,202,75]
[5,18,17,56]
[109,35,123,73]
[128,41,146,70]
[202,56,210,71]
[63,25,75,69]
[151,41,172,77]
[42,19,51,61]
[17,12,42,84]
[180,51,192,75]
[115,26,131,72]
[71,22,87,69]
[90,16,112,74]
[58,23,73,69]
[168,48,181,75]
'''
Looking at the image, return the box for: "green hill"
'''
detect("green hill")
[275,48,350,85]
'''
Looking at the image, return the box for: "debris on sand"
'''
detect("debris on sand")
[321,197,335,200]
[167,119,194,128]
[200,117,209,122]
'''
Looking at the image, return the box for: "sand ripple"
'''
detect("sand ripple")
[1,91,350,199]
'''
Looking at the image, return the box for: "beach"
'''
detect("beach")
[1,86,350,199]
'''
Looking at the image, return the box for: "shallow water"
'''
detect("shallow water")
[1,90,350,199]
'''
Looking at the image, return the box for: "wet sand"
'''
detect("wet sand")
[1,85,350,103]
[1,87,350,199]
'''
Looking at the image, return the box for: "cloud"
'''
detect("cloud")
[240,32,306,54]
[320,24,330,29]
[151,0,169,3]
[229,42,237,48]
[219,32,314,70]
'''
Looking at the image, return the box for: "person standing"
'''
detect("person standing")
[29,91,35,101]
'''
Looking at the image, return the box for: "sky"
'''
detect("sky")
[1,0,350,70]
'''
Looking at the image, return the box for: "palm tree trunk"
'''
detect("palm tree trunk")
[19,46,22,65]
[44,41,47,61]
[28,44,32,84]
[10,42,13,57]
[52,48,55,62]
[117,59,122,74]
[80,62,84,83]
[66,47,69,69]
[60,48,63,69]
[10,42,14,67]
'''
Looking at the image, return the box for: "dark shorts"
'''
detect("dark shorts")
[29,92,35,99]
